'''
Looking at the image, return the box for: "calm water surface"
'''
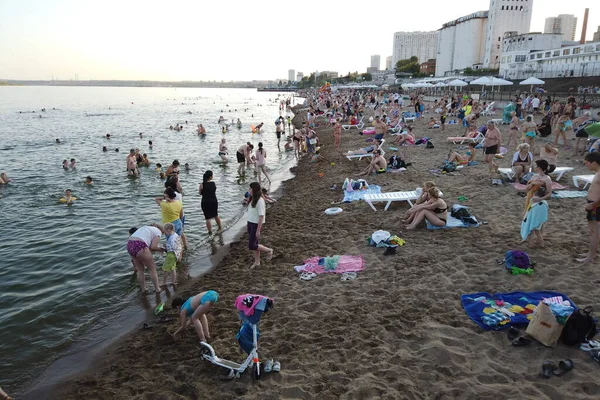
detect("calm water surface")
[0,86,298,393]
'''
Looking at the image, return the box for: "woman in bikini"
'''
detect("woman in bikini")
[507,111,520,148]
[255,142,271,184]
[171,290,219,342]
[447,142,477,165]
[403,187,447,230]
[394,125,415,146]
[293,128,303,157]
[511,143,534,183]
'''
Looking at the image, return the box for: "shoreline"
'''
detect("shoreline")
[20,110,302,399]
[43,98,600,399]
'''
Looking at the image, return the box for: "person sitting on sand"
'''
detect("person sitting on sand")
[413,181,437,206]
[171,290,219,342]
[512,143,534,183]
[394,126,415,146]
[0,172,12,184]
[403,187,447,230]
[447,143,477,165]
[358,150,387,176]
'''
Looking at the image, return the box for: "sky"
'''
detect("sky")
[0,0,598,81]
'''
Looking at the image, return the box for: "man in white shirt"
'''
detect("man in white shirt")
[531,95,541,114]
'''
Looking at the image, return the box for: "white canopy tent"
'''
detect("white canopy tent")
[447,79,468,87]
[519,77,545,92]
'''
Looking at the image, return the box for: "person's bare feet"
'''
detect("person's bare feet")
[266,250,274,262]
[250,263,260,269]
[576,256,595,264]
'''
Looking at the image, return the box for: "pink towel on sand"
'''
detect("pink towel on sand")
[513,182,566,191]
[295,255,365,275]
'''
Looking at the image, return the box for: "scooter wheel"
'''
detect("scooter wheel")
[252,362,261,381]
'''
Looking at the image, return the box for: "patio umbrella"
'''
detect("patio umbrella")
[519,77,545,92]
[447,79,468,89]
[470,76,513,86]
[434,82,448,87]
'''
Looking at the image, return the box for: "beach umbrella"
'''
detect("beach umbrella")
[401,83,413,89]
[434,82,448,87]
[470,76,513,86]
[519,77,545,93]
[447,79,468,88]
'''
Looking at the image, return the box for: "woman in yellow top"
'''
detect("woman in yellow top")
[155,187,183,235]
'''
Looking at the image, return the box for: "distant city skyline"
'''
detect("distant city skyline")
[0,0,597,81]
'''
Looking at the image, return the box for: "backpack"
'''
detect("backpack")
[561,307,597,345]
[441,162,456,173]
[504,250,530,269]
[388,155,407,169]
[426,141,435,149]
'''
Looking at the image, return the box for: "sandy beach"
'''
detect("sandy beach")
[48,100,600,400]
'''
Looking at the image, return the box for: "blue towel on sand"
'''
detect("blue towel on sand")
[461,291,577,331]
[343,185,381,202]
[552,191,588,199]
[521,200,548,241]
[426,215,480,230]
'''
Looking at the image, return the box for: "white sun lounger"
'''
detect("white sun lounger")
[341,117,365,130]
[573,175,594,189]
[364,191,419,211]
[447,132,484,144]
[346,139,385,161]
[499,167,574,181]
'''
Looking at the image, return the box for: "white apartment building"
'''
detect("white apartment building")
[392,31,438,67]
[288,69,295,82]
[544,14,577,42]
[385,56,393,70]
[499,34,600,79]
[370,55,381,70]
[435,0,533,76]
[296,72,304,81]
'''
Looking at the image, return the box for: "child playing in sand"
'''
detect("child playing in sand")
[262,188,276,204]
[162,222,182,287]
[171,290,219,342]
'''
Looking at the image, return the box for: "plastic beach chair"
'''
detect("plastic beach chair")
[447,132,484,145]
[573,174,594,190]
[363,191,419,211]
[498,168,516,180]
[549,167,574,182]
[342,117,365,131]
[346,139,385,161]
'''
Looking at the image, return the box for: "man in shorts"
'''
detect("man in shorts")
[578,152,600,264]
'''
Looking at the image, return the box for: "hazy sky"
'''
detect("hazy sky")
[0,0,598,81]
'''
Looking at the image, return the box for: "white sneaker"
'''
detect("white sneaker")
[264,359,273,373]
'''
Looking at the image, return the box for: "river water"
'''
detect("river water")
[0,86,299,394]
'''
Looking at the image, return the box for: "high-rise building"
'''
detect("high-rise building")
[594,26,600,42]
[392,31,439,67]
[483,0,533,68]
[385,56,393,70]
[435,0,533,76]
[288,69,295,82]
[544,14,577,42]
[370,55,381,70]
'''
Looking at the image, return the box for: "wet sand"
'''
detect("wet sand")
[49,104,600,399]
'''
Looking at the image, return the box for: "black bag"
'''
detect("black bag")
[426,141,435,149]
[561,307,597,345]
[388,155,406,169]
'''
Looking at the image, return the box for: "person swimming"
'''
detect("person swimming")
[59,189,77,204]
[84,176,93,185]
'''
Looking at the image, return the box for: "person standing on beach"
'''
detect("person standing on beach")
[236,142,254,175]
[483,121,501,176]
[247,182,273,269]
[578,152,600,264]
[155,187,183,236]
[333,119,342,152]
[373,115,387,138]
[126,149,139,176]
[199,170,222,235]
[128,225,165,293]
[255,142,271,184]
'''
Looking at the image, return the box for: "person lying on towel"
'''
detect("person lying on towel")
[358,150,387,176]
[447,143,477,165]
[347,139,382,156]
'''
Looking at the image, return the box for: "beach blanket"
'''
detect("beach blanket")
[294,255,364,275]
[426,215,480,230]
[343,185,381,202]
[552,190,588,199]
[513,182,566,191]
[461,291,577,331]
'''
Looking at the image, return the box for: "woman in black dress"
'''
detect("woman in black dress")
[199,170,222,234]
